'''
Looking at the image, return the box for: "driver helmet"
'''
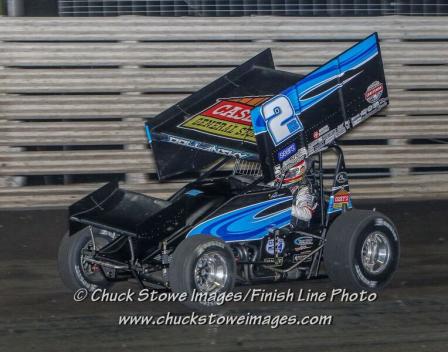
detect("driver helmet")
[277,159,306,186]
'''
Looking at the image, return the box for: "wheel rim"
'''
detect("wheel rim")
[361,232,391,275]
[80,238,108,279]
[194,251,228,293]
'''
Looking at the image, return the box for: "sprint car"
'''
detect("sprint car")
[58,33,400,308]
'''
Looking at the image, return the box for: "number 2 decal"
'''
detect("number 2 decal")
[261,95,303,146]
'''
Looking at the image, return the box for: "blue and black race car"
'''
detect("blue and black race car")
[58,33,399,308]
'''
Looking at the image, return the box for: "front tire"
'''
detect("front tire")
[169,235,236,309]
[324,209,399,291]
[58,227,114,292]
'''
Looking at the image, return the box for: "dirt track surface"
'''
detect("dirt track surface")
[0,200,447,352]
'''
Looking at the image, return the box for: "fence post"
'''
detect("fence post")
[6,0,24,16]
[121,40,148,185]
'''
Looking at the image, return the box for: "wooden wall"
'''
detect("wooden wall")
[1,16,448,208]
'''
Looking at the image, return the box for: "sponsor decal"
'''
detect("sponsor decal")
[336,172,348,184]
[179,96,270,143]
[292,251,312,263]
[293,236,314,247]
[165,135,256,159]
[308,123,346,155]
[312,124,330,140]
[277,143,297,162]
[365,81,384,103]
[273,147,308,177]
[333,189,350,208]
[293,236,314,252]
[327,186,353,214]
[264,257,284,265]
[351,97,388,127]
[269,192,282,199]
[265,238,285,255]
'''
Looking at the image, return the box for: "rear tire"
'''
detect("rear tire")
[324,209,399,291]
[169,235,236,309]
[58,227,114,292]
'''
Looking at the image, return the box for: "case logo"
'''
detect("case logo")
[179,96,270,143]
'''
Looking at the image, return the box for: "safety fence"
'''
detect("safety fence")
[0,16,448,208]
[58,1,448,17]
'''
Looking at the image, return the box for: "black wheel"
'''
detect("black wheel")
[58,227,114,292]
[324,209,399,291]
[169,235,236,309]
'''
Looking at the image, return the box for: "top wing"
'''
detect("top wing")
[250,33,389,181]
[146,49,302,179]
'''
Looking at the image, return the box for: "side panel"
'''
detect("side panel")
[251,33,388,182]
[186,190,292,242]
